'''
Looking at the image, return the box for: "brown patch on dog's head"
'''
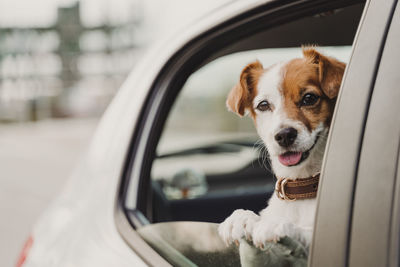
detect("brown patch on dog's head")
[282,47,346,131]
[226,61,264,118]
[302,47,346,98]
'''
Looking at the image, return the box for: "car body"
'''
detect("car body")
[20,0,400,266]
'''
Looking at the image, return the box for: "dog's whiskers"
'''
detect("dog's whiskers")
[253,139,273,174]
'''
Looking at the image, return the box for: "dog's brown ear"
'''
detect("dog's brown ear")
[226,61,263,116]
[303,47,346,99]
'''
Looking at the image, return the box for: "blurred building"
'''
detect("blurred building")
[0,1,142,122]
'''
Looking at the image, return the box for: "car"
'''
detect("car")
[18,0,400,266]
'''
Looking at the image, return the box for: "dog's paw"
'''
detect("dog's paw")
[252,218,298,249]
[218,209,260,246]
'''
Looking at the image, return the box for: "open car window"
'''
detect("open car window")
[151,47,352,223]
[141,47,351,266]
[153,47,352,198]
[118,1,367,266]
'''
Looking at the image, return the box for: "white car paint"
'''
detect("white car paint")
[22,1,271,266]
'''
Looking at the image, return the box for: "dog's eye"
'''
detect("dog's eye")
[301,93,319,106]
[256,100,270,111]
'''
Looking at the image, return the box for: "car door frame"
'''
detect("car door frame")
[309,0,398,266]
[347,1,400,266]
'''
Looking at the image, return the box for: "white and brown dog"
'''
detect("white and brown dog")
[218,47,345,249]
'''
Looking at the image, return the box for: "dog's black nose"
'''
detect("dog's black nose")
[275,127,298,147]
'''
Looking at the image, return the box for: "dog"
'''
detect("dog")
[218,47,346,249]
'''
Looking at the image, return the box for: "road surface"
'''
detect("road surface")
[0,119,98,267]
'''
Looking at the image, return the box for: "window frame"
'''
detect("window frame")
[114,0,367,265]
[346,1,400,266]
[309,0,398,266]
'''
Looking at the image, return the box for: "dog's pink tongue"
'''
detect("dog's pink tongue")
[279,152,302,166]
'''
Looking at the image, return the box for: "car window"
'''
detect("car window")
[119,2,367,266]
[151,47,352,223]
[153,46,351,198]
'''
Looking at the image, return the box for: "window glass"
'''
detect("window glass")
[137,221,308,267]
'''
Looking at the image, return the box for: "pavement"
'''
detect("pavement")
[0,119,98,267]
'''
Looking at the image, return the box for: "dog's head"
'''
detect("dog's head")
[227,47,345,178]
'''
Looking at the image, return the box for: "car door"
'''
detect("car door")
[310,0,399,266]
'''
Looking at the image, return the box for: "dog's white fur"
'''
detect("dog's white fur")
[219,48,344,249]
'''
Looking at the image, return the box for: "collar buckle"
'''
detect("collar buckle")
[275,178,296,201]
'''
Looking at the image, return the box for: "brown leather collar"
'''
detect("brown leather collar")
[275,174,320,201]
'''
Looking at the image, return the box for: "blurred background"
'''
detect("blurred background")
[0,0,232,265]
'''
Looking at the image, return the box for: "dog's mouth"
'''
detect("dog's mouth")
[278,136,320,167]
